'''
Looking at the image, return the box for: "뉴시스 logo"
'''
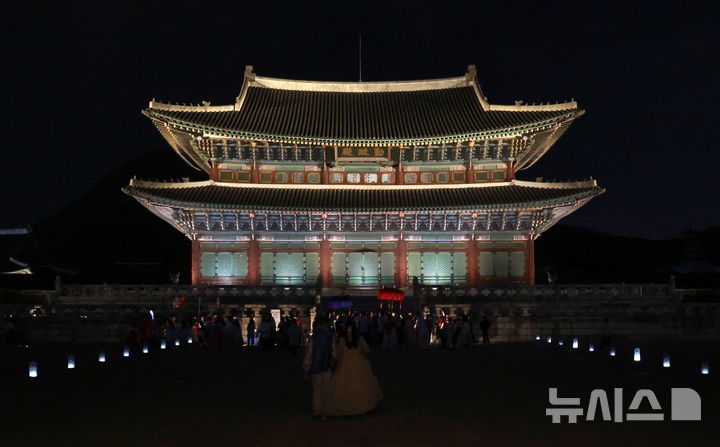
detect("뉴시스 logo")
[546,388,701,423]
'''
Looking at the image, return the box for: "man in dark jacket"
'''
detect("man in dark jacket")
[303,315,334,418]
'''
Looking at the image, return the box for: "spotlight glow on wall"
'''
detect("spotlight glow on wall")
[633,348,641,362]
[142,343,149,354]
[610,347,616,357]
[535,334,541,341]
[174,338,180,347]
[588,344,595,352]
[701,363,709,375]
[98,350,106,363]
[663,354,670,368]
[558,340,564,346]
[67,355,75,369]
[572,338,579,349]
[187,337,193,344]
[123,345,130,357]
[546,336,552,343]
[28,361,38,378]
[160,339,166,350]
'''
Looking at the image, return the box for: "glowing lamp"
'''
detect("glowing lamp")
[663,354,670,368]
[701,363,709,375]
[572,338,579,349]
[546,336,552,343]
[142,343,149,354]
[28,361,38,378]
[174,338,180,347]
[610,347,616,357]
[98,350,106,363]
[588,344,595,352]
[558,340,564,346]
[633,348,641,362]
[187,337,193,344]
[160,339,167,350]
[535,334,541,341]
[67,355,75,369]
[123,345,130,357]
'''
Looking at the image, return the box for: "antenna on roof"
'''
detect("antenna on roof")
[358,32,362,83]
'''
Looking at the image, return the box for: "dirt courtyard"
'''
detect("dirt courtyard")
[2,337,718,446]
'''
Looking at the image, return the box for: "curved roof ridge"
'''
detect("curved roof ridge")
[127,178,599,191]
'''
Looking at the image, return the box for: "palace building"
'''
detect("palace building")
[124,65,603,289]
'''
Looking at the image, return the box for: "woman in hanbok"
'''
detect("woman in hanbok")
[325,322,384,416]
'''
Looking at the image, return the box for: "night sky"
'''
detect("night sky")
[2,1,717,238]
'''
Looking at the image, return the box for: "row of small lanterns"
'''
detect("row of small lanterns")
[535,334,710,375]
[27,336,194,378]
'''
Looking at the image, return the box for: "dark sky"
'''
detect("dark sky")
[2,1,717,238]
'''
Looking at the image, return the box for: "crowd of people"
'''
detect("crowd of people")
[123,310,492,355]
[124,312,308,354]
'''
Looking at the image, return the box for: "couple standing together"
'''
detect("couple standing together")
[303,316,383,418]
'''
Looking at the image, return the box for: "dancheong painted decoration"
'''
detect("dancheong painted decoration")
[124,65,603,287]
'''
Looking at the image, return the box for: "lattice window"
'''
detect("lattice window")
[420,173,434,183]
[331,173,344,183]
[453,252,467,283]
[404,173,417,183]
[307,173,321,183]
[437,172,449,183]
[364,173,378,183]
[347,173,361,183]
[276,172,289,183]
[292,172,305,183]
[201,253,216,277]
[510,252,525,277]
[380,252,395,285]
[493,252,509,277]
[475,171,489,182]
[347,252,379,286]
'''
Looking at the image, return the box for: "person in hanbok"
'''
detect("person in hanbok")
[325,322,383,416]
[457,316,473,348]
[415,314,430,348]
[404,314,417,346]
[382,316,397,350]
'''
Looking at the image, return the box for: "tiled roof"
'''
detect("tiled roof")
[124,180,603,212]
[149,86,576,142]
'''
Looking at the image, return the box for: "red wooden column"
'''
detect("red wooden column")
[251,162,259,183]
[247,239,260,285]
[466,161,474,183]
[319,239,331,287]
[210,161,219,181]
[396,239,408,288]
[321,164,329,184]
[466,238,478,285]
[525,238,535,285]
[191,239,201,284]
[506,160,516,181]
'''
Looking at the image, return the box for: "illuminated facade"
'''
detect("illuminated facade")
[124,66,603,287]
